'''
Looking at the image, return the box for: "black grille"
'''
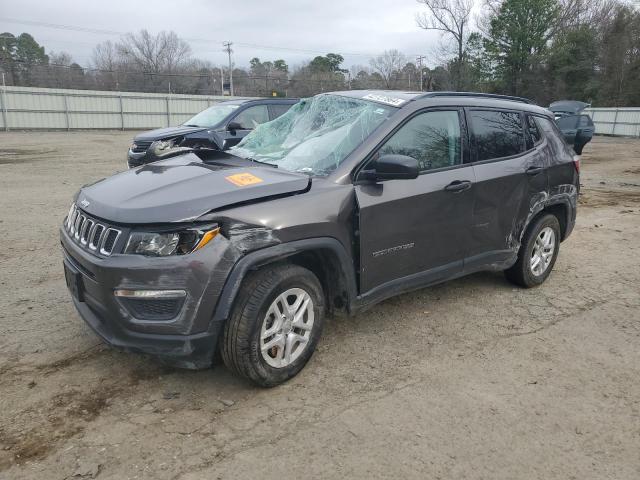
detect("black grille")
[132,140,152,153]
[103,229,119,253]
[121,297,184,320]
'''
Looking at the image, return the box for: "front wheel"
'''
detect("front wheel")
[220,264,325,387]
[505,213,561,288]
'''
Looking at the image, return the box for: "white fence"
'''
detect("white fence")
[584,107,640,137]
[1,86,639,136]
[0,85,249,131]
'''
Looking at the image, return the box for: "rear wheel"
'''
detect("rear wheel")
[220,264,325,387]
[505,213,561,288]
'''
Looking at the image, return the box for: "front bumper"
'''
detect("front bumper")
[127,149,148,168]
[60,225,237,369]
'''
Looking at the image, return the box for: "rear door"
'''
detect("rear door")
[466,109,549,267]
[356,108,475,292]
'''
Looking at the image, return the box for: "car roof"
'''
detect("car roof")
[328,89,550,116]
[216,97,299,106]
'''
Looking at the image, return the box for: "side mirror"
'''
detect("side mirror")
[227,121,242,134]
[359,154,419,182]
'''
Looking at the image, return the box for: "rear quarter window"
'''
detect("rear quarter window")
[526,115,542,149]
[536,116,570,156]
[469,110,525,161]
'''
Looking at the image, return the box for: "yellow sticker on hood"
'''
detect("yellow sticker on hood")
[225,172,264,187]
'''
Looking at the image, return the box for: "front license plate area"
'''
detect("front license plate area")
[64,261,84,302]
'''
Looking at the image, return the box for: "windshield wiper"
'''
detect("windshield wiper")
[183,124,201,127]
[247,157,278,168]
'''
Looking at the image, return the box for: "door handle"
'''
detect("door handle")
[444,180,472,192]
[526,166,544,176]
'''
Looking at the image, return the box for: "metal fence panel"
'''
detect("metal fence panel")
[0,85,249,131]
[584,107,640,137]
[4,86,636,136]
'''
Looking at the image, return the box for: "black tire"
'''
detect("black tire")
[220,264,325,387]
[504,213,561,288]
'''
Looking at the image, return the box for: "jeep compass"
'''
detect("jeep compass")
[61,91,579,386]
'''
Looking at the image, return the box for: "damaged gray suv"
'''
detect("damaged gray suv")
[61,91,579,386]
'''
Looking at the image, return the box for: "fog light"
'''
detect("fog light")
[114,289,187,320]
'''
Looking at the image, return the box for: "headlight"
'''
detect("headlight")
[124,225,219,257]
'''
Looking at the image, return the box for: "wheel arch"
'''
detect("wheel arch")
[211,238,358,325]
[524,198,573,242]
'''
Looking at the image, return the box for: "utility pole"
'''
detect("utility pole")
[416,55,426,91]
[223,41,234,96]
[220,67,224,95]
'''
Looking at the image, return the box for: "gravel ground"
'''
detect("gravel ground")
[0,132,639,480]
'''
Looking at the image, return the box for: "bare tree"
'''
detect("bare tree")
[49,51,73,66]
[416,0,474,90]
[116,30,192,73]
[369,49,407,88]
[92,40,118,71]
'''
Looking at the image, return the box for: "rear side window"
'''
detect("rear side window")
[526,115,542,149]
[469,110,525,161]
[270,104,292,120]
[378,110,462,172]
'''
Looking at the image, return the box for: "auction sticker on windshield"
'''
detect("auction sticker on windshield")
[362,93,406,107]
[225,172,264,187]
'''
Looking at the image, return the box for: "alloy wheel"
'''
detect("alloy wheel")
[260,288,315,368]
[530,226,556,276]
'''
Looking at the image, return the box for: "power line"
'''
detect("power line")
[0,16,425,59]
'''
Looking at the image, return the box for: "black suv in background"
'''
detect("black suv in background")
[549,100,595,154]
[63,91,578,386]
[127,98,298,168]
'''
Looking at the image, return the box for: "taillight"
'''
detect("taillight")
[573,155,580,173]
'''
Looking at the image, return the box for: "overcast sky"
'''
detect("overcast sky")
[0,0,443,70]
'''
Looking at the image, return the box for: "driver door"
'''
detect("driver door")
[223,105,270,149]
[355,109,475,293]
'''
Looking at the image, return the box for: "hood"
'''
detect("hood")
[549,100,590,116]
[77,153,311,224]
[134,125,208,142]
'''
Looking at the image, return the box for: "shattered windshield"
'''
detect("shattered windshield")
[183,103,241,127]
[230,94,395,175]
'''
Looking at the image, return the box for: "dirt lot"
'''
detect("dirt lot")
[0,132,639,479]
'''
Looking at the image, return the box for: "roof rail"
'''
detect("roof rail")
[418,91,533,104]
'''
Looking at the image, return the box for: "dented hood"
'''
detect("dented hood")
[133,125,208,142]
[77,153,310,224]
